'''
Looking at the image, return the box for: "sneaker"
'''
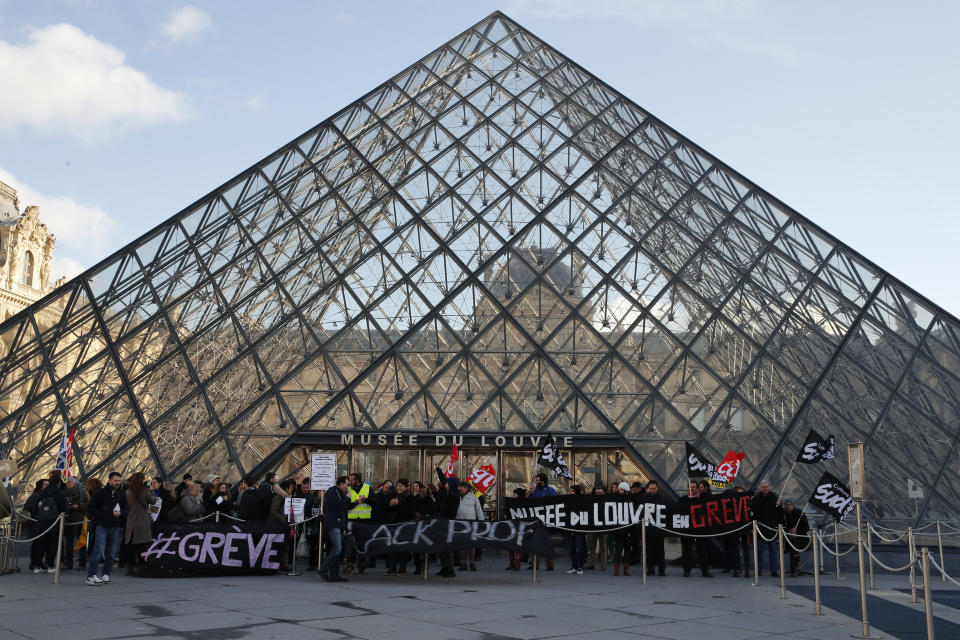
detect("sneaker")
[46,568,55,574]
[576,569,583,575]
[101,574,111,584]
[86,575,102,586]
[32,568,42,574]
[384,570,398,577]
[565,568,578,574]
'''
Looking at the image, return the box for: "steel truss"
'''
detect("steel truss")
[1,12,959,525]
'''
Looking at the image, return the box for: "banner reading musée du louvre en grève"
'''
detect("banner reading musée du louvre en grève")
[506,494,752,535]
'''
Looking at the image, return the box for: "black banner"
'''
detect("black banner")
[505,494,752,535]
[797,429,836,464]
[349,518,556,557]
[140,522,288,576]
[809,471,855,521]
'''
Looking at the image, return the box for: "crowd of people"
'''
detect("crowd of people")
[18,466,811,586]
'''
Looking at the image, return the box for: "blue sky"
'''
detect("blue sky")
[2,1,958,316]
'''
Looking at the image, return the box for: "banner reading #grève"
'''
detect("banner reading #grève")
[140,522,288,576]
[506,493,752,536]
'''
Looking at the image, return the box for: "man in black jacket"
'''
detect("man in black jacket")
[24,473,67,573]
[677,481,713,578]
[318,476,349,582]
[386,479,418,576]
[434,473,461,578]
[86,471,128,585]
[783,500,810,577]
[643,480,668,576]
[751,481,782,577]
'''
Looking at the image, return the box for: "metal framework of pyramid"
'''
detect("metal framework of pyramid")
[2,12,959,524]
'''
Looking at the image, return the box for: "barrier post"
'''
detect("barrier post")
[854,502,871,638]
[812,529,822,616]
[52,514,65,585]
[922,548,934,640]
[215,511,220,524]
[909,527,917,604]
[423,553,427,581]
[287,523,302,576]
[641,520,647,586]
[867,524,875,590]
[937,521,945,583]
[834,519,841,578]
[778,524,786,599]
[317,522,323,573]
[532,555,538,583]
[752,521,760,587]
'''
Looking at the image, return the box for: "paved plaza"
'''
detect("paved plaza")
[0,554,956,640]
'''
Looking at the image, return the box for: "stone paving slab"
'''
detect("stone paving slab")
[0,557,953,639]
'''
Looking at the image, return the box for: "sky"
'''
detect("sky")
[1,1,958,317]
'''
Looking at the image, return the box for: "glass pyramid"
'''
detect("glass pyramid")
[2,12,958,525]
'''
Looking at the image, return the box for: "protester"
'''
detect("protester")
[530,473,556,571]
[456,481,484,571]
[610,481,632,576]
[565,484,587,575]
[258,472,277,519]
[318,476,349,582]
[179,482,206,521]
[643,480,667,576]
[206,481,234,517]
[174,473,193,500]
[585,483,607,571]
[61,476,89,570]
[344,473,372,575]
[123,472,156,575]
[80,478,103,571]
[678,481,713,578]
[751,481,782,577]
[385,478,417,576]
[723,485,751,578]
[267,480,292,524]
[150,477,172,524]
[783,500,810,577]
[434,472,461,578]
[236,476,260,520]
[86,471,128,585]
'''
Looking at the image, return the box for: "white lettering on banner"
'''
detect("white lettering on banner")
[199,532,226,564]
[446,519,472,543]
[246,531,271,566]
[412,520,434,545]
[801,442,820,461]
[222,532,244,567]
[142,526,287,570]
[814,483,854,515]
[262,534,284,569]
[179,532,203,562]
[673,514,690,529]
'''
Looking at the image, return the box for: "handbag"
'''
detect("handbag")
[295,533,310,558]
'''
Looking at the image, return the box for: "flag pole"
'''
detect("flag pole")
[777,459,798,498]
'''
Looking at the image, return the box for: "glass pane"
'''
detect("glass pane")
[353,449,386,486]
[387,449,420,484]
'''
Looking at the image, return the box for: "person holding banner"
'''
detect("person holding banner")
[530,473,557,572]
[678,481,713,578]
[644,480,667,576]
[611,482,631,576]
[751,481,782,577]
[318,476,349,582]
[782,500,809,577]
[456,482,484,571]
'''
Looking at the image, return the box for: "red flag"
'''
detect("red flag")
[467,464,496,497]
[713,450,745,487]
[444,443,459,477]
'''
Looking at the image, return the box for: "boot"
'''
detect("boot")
[623,564,630,576]
[614,563,620,576]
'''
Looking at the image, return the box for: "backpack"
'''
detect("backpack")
[36,495,58,523]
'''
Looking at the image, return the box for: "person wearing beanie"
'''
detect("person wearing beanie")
[612,481,631,576]
[529,473,557,571]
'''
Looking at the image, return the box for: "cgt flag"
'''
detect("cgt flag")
[809,471,855,521]
[467,464,496,498]
[444,443,459,478]
[537,435,572,479]
[796,429,836,464]
[710,450,745,490]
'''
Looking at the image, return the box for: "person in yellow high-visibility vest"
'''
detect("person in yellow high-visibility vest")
[343,473,371,574]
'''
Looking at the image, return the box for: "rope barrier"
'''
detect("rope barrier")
[862,541,920,573]
[818,535,857,557]
[0,517,62,543]
[782,532,812,553]
[927,554,960,589]
[755,522,780,542]
[869,524,907,543]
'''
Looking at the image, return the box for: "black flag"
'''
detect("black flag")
[796,429,836,464]
[685,443,715,479]
[538,435,572,479]
[809,471,855,521]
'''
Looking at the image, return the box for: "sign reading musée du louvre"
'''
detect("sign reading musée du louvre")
[325,432,608,449]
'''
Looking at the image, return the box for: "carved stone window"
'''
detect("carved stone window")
[22,250,34,287]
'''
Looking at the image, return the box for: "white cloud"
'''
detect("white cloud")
[509,0,796,61]
[245,94,266,110]
[0,167,117,283]
[160,6,213,43]
[0,23,193,141]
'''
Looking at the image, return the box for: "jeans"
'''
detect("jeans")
[758,538,778,573]
[318,528,343,577]
[568,533,587,570]
[87,526,122,578]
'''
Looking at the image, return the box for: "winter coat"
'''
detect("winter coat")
[63,484,90,525]
[323,486,349,530]
[456,492,484,520]
[371,490,396,524]
[532,485,557,498]
[236,487,261,521]
[751,491,782,528]
[88,486,128,529]
[391,492,418,523]
[152,488,173,524]
[179,493,206,520]
[437,478,461,518]
[124,488,157,545]
[266,489,291,524]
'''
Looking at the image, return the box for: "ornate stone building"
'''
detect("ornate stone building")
[0,180,63,324]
